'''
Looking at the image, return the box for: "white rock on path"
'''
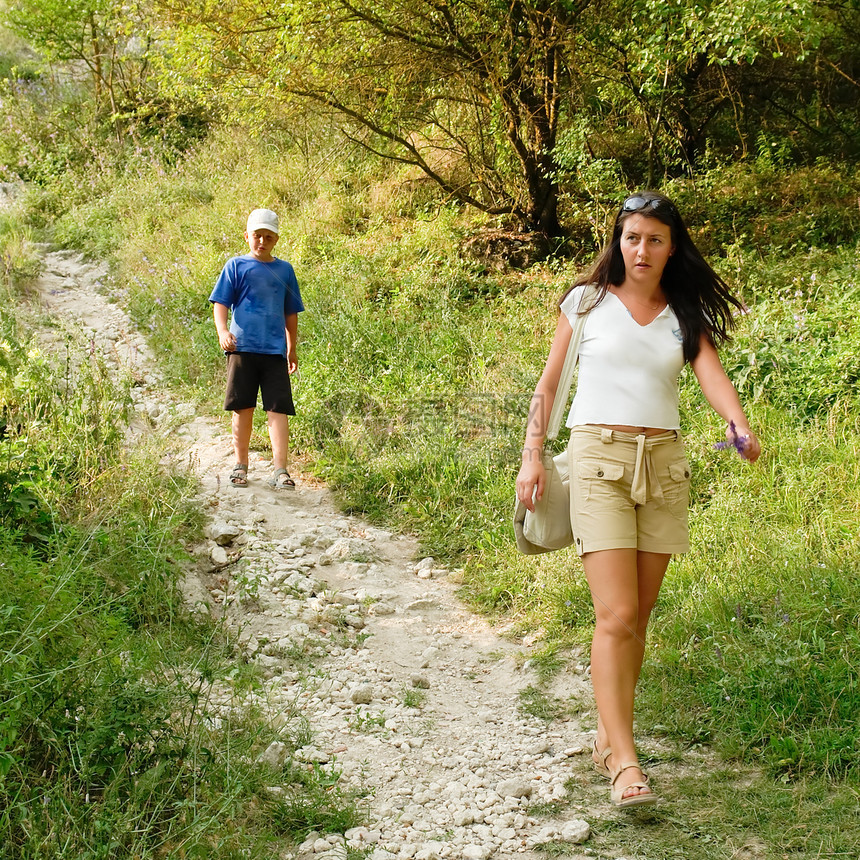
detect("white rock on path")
[561,819,591,843]
[208,520,243,545]
[350,684,374,704]
[257,740,289,768]
[209,545,230,567]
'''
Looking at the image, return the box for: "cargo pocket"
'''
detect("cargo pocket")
[576,460,625,502]
[663,460,691,511]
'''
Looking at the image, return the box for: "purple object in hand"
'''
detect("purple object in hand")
[714,421,748,457]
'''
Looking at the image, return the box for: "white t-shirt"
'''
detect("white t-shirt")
[560,285,685,429]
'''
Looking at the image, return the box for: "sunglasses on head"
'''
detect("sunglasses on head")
[620,195,676,215]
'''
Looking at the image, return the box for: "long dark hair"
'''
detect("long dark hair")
[563,192,744,363]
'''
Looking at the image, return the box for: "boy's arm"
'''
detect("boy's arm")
[285,313,298,374]
[213,302,236,352]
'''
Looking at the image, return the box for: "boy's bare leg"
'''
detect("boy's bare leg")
[232,408,254,465]
[266,411,290,471]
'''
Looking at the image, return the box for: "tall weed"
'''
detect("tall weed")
[0,314,127,542]
[0,531,358,857]
[666,161,860,255]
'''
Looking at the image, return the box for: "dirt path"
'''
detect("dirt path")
[26,243,642,860]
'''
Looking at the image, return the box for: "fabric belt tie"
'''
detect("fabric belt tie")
[632,433,664,506]
[599,428,673,506]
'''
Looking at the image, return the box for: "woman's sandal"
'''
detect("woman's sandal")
[267,467,296,490]
[592,739,613,779]
[230,463,248,487]
[610,762,658,809]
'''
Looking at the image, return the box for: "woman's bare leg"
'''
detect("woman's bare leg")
[586,549,670,799]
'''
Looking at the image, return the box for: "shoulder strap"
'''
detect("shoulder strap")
[546,285,595,441]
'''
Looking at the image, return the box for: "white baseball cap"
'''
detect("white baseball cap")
[246,208,279,235]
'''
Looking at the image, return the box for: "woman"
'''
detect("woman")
[515,192,760,808]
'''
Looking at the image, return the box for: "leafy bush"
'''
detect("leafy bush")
[633,248,860,426]
[0,527,361,856]
[0,313,127,542]
[667,161,860,256]
[648,579,860,778]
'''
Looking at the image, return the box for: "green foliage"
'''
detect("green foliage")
[0,310,128,543]
[0,560,359,856]
[723,257,860,419]
[162,0,582,233]
[517,685,569,722]
[582,0,824,165]
[583,770,860,859]
[4,0,860,233]
[645,568,860,778]
[0,8,209,190]
[0,25,39,83]
[634,399,860,779]
[160,0,860,232]
[5,0,211,151]
[665,161,860,257]
[0,212,40,283]
[400,687,427,709]
[269,761,363,839]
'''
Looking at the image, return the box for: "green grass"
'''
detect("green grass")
[581,771,860,859]
[400,687,427,709]
[6,120,860,858]
[518,685,571,723]
[346,710,387,733]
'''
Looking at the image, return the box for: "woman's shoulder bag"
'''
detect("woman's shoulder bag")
[513,285,596,554]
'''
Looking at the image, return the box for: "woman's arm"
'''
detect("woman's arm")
[690,334,761,462]
[515,312,574,510]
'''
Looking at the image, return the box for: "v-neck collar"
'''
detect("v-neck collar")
[607,290,670,328]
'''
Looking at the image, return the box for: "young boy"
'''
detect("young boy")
[209,208,304,489]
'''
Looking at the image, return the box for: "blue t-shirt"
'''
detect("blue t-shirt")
[209,255,304,357]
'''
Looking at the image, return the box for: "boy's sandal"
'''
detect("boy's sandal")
[592,739,613,779]
[267,468,296,490]
[230,464,248,487]
[610,762,658,809]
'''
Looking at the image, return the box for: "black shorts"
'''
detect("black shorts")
[224,352,295,415]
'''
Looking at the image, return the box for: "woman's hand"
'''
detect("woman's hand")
[729,423,761,463]
[516,450,546,512]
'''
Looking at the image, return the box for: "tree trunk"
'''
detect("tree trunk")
[526,172,562,237]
